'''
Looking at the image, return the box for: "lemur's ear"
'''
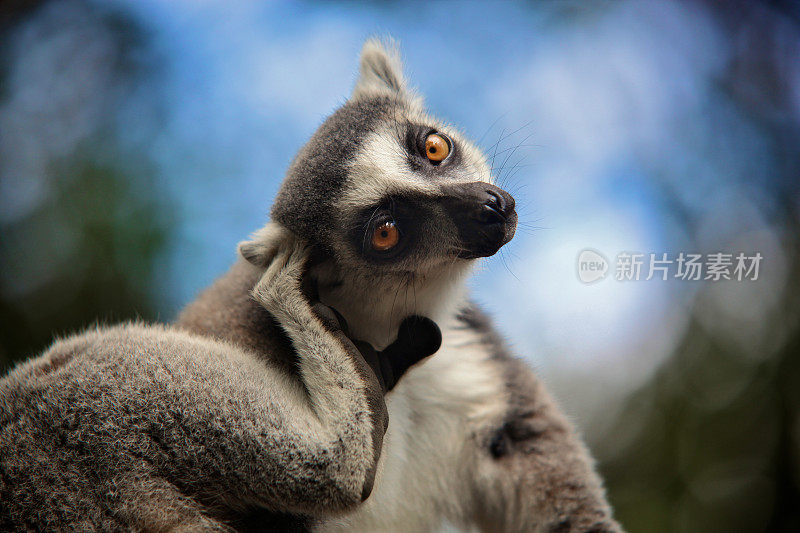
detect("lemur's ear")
[352,38,407,100]
[238,222,292,268]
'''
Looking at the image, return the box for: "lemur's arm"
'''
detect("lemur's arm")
[243,235,385,511]
[235,233,440,515]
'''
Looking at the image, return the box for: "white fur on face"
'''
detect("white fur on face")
[336,108,494,215]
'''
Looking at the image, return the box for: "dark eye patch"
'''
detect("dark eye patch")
[347,196,427,264]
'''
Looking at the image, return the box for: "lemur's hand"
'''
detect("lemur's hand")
[310,304,442,393]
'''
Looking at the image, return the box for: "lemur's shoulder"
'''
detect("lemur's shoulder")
[176,258,299,375]
[456,301,580,455]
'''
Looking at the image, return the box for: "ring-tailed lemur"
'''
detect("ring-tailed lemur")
[0,39,621,532]
[184,39,621,532]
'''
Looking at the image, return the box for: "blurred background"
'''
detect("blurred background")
[1,0,798,531]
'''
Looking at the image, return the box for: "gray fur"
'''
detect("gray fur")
[0,39,621,532]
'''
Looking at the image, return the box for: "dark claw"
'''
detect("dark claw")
[310,302,350,335]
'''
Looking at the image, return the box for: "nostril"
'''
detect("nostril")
[443,181,516,226]
[478,204,504,224]
[503,192,515,214]
[486,190,505,213]
[479,193,506,225]
[486,188,515,217]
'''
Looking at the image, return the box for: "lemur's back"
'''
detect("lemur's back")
[176,258,296,372]
[0,321,320,531]
[1,324,267,530]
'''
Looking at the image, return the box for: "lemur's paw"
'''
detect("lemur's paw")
[307,306,441,394]
[310,302,350,334]
[308,302,388,393]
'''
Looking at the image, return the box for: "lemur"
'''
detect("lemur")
[0,40,620,532]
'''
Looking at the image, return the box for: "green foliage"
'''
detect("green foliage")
[0,152,170,372]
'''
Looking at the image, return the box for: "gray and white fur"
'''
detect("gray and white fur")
[0,39,621,532]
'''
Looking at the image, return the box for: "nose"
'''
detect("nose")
[439,181,518,259]
[476,185,516,225]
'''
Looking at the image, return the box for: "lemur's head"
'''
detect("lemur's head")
[241,39,516,300]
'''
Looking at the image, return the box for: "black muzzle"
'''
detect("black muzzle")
[440,182,517,259]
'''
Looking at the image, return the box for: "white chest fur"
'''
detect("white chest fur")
[316,315,507,532]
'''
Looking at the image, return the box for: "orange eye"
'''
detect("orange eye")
[425,133,450,162]
[371,221,400,251]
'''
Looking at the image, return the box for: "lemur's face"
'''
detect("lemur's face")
[269,40,516,282]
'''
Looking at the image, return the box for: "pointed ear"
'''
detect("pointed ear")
[352,38,407,100]
[238,222,292,268]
